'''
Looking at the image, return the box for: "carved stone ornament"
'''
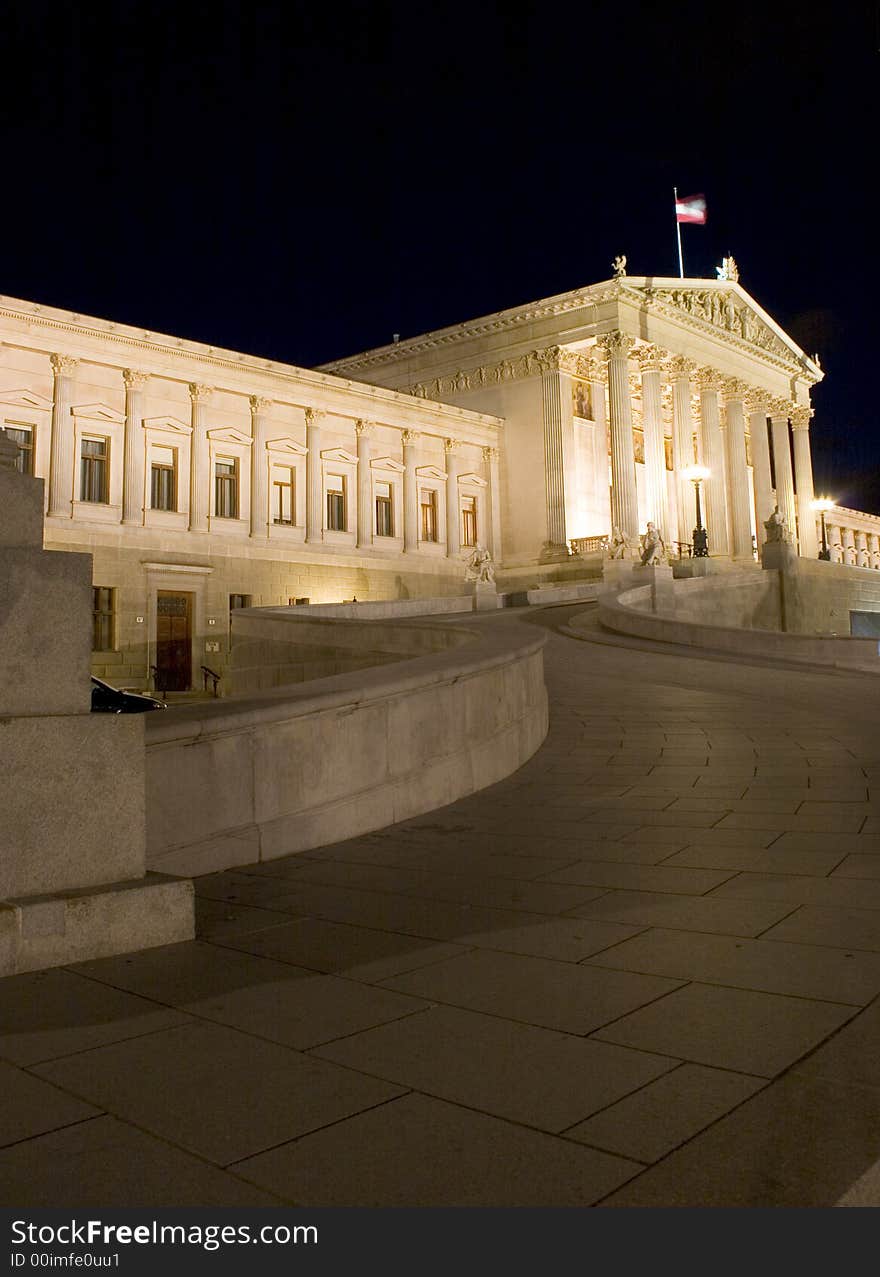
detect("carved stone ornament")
[715,255,740,282]
[721,377,749,402]
[764,506,791,543]
[50,353,78,376]
[667,355,696,382]
[639,522,667,565]
[354,419,374,436]
[122,368,150,389]
[401,429,420,447]
[598,331,636,360]
[612,255,627,278]
[249,395,272,414]
[789,405,813,430]
[481,446,499,465]
[464,544,496,584]
[443,437,461,455]
[697,367,725,393]
[637,345,667,374]
[188,382,213,401]
[304,407,325,426]
[745,389,771,414]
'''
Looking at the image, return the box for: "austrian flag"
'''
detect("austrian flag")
[675,194,707,224]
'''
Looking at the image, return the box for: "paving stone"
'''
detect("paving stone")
[831,855,880,880]
[233,1093,642,1206]
[34,1022,404,1165]
[542,861,735,895]
[568,890,795,937]
[762,906,880,951]
[793,998,880,1088]
[455,916,647,962]
[565,1062,766,1163]
[624,826,781,849]
[0,1060,100,1147]
[312,1004,676,1132]
[662,845,844,876]
[195,898,298,940]
[587,927,880,1004]
[770,832,880,856]
[0,1116,284,1207]
[0,968,191,1066]
[381,947,683,1034]
[592,982,856,1076]
[710,872,880,910]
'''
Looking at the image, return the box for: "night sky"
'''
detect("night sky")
[3,1,877,512]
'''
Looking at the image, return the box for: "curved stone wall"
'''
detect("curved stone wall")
[145,615,548,876]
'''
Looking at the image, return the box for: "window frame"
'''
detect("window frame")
[80,435,110,504]
[92,586,116,652]
[214,456,239,520]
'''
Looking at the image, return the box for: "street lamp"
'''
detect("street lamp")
[683,465,711,557]
[812,497,834,561]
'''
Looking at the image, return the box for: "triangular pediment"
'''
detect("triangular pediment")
[207,426,252,445]
[0,388,53,411]
[70,401,126,424]
[624,278,822,377]
[457,472,488,488]
[321,446,357,465]
[416,464,447,481]
[143,415,191,435]
[266,435,307,456]
[370,455,405,473]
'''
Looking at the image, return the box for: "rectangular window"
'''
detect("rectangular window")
[272,464,294,524]
[327,474,346,531]
[420,488,437,542]
[92,586,115,651]
[461,495,477,547]
[150,445,177,511]
[375,480,393,537]
[215,457,238,518]
[229,593,251,612]
[80,437,109,503]
[5,425,34,475]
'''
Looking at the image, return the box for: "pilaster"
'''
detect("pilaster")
[355,420,374,548]
[188,384,212,533]
[305,408,324,543]
[483,445,502,563]
[445,438,461,559]
[249,395,272,538]
[47,354,78,518]
[121,369,149,525]
[402,429,419,553]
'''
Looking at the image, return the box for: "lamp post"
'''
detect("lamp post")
[683,465,710,558]
[812,498,834,561]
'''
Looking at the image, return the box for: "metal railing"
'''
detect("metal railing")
[569,535,608,556]
[201,665,221,697]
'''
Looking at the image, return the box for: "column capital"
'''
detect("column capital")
[636,345,667,374]
[401,429,420,448]
[744,388,771,413]
[50,353,78,376]
[482,445,500,464]
[720,376,749,402]
[249,395,272,415]
[667,355,697,382]
[597,331,636,360]
[188,382,213,402]
[769,397,794,421]
[304,407,325,427]
[789,405,813,430]
[122,368,150,390]
[535,345,564,373]
[696,367,725,393]
[354,419,375,437]
[444,437,461,455]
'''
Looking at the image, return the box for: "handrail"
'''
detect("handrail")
[201,665,221,697]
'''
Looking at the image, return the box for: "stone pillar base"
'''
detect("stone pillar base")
[471,581,503,611]
[539,541,571,563]
[601,559,637,590]
[0,873,194,977]
[672,558,713,579]
[761,540,799,573]
[632,563,675,612]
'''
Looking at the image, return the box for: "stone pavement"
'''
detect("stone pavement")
[3,603,880,1207]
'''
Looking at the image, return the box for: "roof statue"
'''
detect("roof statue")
[612,255,627,278]
[715,255,740,282]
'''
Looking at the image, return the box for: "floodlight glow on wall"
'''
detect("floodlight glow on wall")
[811,496,835,560]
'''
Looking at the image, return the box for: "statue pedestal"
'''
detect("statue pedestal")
[601,558,638,591]
[632,563,675,612]
[761,539,798,573]
[471,580,502,611]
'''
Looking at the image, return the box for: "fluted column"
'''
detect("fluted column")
[188,383,212,532]
[826,524,841,562]
[538,350,568,552]
[355,420,373,548]
[697,370,730,555]
[637,346,669,538]
[746,392,774,535]
[856,530,869,567]
[249,395,271,537]
[722,379,753,559]
[122,369,149,525]
[48,354,78,517]
[445,438,461,559]
[600,332,638,540]
[790,405,818,558]
[770,403,797,545]
[483,445,502,562]
[305,408,324,543]
[402,429,419,552]
[669,357,696,546]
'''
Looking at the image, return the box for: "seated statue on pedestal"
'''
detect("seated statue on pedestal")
[465,544,496,584]
[763,506,791,544]
[606,527,631,560]
[640,522,666,565]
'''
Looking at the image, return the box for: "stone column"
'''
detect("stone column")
[538,349,569,555]
[637,346,669,538]
[869,533,880,569]
[122,369,149,525]
[600,332,639,540]
[746,392,774,534]
[790,405,818,558]
[355,420,373,548]
[770,403,797,546]
[188,383,212,533]
[669,357,696,547]
[249,396,271,537]
[842,527,856,564]
[445,438,461,559]
[402,430,419,552]
[826,524,840,562]
[697,369,730,555]
[483,445,502,563]
[305,408,324,543]
[722,379,753,559]
[856,530,869,567]
[47,354,78,518]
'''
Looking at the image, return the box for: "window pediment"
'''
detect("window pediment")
[143,415,192,435]
[457,471,488,487]
[266,436,308,457]
[207,427,253,445]
[0,388,53,411]
[370,455,405,473]
[70,402,126,424]
[416,464,447,481]
[321,446,358,465]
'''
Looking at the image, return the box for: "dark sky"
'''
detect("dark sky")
[3,1,877,512]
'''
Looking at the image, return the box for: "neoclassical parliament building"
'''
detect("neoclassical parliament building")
[2,269,878,691]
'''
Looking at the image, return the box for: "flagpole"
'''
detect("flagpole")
[674,186,684,278]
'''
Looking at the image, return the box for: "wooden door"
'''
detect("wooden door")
[156,592,192,692]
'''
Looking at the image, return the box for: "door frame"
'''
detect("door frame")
[143,562,213,692]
